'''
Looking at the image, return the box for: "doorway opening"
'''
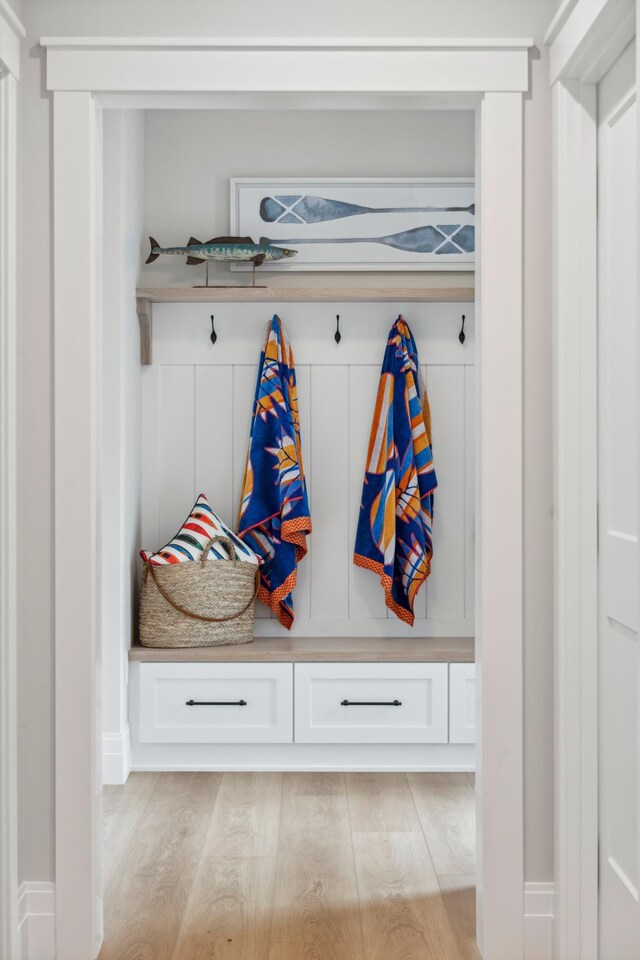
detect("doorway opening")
[99,103,477,959]
[45,36,528,960]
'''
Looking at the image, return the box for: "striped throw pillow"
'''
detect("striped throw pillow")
[141,493,260,566]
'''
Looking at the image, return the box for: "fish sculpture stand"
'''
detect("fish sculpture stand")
[145,235,298,287]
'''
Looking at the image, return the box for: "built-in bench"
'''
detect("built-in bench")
[128,637,475,773]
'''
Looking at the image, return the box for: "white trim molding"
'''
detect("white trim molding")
[0,4,24,959]
[548,0,634,84]
[53,89,104,960]
[102,728,131,786]
[524,883,555,960]
[475,89,525,959]
[44,36,530,960]
[547,3,636,959]
[0,0,24,80]
[41,36,532,97]
[17,883,56,960]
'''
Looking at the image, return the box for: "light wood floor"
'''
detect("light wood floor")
[99,771,478,960]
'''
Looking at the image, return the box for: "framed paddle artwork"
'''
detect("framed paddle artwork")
[230,178,475,272]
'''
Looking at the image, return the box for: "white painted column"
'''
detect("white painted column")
[101,109,144,786]
[552,77,599,960]
[0,5,24,954]
[0,64,20,960]
[53,90,103,960]
[476,90,525,960]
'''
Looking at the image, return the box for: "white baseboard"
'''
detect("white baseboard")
[103,725,132,785]
[18,882,55,960]
[131,740,476,772]
[523,882,554,960]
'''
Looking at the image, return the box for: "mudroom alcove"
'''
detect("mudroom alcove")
[99,106,479,783]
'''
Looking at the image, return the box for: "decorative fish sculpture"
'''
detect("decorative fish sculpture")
[260,195,475,224]
[260,224,475,255]
[145,235,298,267]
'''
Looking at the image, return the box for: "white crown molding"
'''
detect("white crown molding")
[41,36,532,96]
[0,0,24,38]
[18,883,56,960]
[543,0,580,46]
[40,36,534,49]
[547,0,635,85]
[0,0,24,79]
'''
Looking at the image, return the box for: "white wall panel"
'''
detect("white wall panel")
[194,365,234,527]
[423,364,465,620]
[142,304,475,637]
[464,365,476,619]
[231,363,257,525]
[310,366,350,620]
[156,365,195,548]
[151,302,475,367]
[292,364,311,621]
[141,366,160,551]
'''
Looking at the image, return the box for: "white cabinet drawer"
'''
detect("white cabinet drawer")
[294,663,448,744]
[138,662,293,743]
[449,663,476,743]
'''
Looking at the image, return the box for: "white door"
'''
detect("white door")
[597,38,640,960]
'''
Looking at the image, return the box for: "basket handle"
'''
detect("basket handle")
[145,538,259,623]
[201,535,236,563]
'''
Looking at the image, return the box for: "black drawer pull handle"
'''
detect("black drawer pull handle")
[186,699,247,706]
[340,699,402,706]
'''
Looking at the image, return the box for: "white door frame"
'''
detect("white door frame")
[42,36,530,960]
[546,2,637,958]
[0,2,24,957]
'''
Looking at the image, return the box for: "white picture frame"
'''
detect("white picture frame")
[230,177,475,272]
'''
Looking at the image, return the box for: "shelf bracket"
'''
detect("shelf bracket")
[137,296,152,365]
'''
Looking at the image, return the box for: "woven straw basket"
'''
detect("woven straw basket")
[139,536,259,648]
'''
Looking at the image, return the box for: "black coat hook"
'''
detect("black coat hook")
[335,314,342,344]
[210,314,217,345]
[458,314,466,345]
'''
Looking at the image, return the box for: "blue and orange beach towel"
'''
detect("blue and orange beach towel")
[237,315,311,629]
[353,316,437,625]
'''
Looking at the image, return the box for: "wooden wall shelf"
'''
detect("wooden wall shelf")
[137,286,474,303]
[136,285,475,364]
[129,635,475,663]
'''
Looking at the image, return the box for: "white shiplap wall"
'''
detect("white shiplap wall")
[141,301,474,637]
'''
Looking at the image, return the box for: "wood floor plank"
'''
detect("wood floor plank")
[437,875,481,960]
[346,773,422,833]
[407,773,476,875]
[98,772,221,960]
[282,772,346,796]
[171,856,277,960]
[101,772,478,960]
[268,943,365,960]
[204,772,283,859]
[277,792,352,859]
[103,774,161,889]
[271,778,361,944]
[352,831,460,960]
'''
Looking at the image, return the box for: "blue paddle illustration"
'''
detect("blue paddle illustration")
[260,225,475,254]
[260,195,475,224]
